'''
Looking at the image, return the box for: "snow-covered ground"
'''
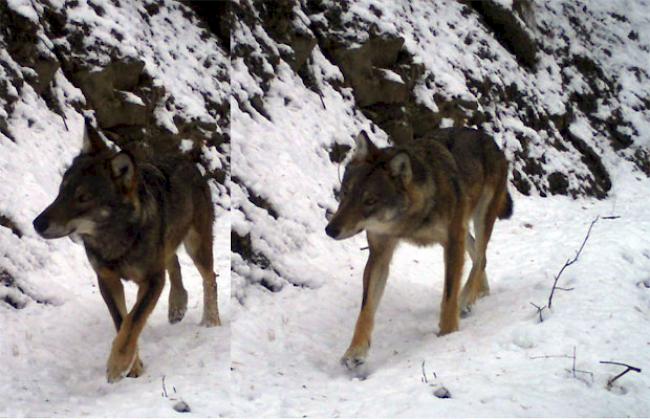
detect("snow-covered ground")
[231,169,650,417]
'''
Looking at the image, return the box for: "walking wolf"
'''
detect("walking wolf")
[325,128,511,369]
[33,119,221,382]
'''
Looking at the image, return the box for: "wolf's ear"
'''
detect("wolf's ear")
[352,130,378,162]
[110,152,137,194]
[389,152,413,184]
[81,118,108,155]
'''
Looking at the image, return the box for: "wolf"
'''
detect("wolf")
[32,119,221,382]
[325,128,512,369]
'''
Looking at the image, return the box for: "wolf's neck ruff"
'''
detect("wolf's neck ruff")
[83,216,144,266]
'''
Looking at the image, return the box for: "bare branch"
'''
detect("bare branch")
[531,348,593,383]
[421,360,428,384]
[161,375,168,398]
[529,302,546,323]
[569,346,593,383]
[600,361,642,388]
[548,217,599,308]
[529,354,573,360]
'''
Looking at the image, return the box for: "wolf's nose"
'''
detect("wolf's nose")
[325,224,340,239]
[33,215,49,234]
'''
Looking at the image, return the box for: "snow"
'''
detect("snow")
[118,90,145,106]
[1,216,231,417]
[2,0,650,416]
[6,0,39,22]
[230,174,650,417]
[377,68,405,84]
[1,1,231,416]
[227,1,650,415]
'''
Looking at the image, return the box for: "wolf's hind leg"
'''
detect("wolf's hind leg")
[185,227,221,327]
[461,233,489,316]
[167,254,188,324]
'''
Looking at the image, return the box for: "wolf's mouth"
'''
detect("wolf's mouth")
[35,224,74,239]
[33,217,96,240]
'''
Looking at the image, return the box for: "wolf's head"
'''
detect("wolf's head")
[325,131,415,240]
[33,120,139,240]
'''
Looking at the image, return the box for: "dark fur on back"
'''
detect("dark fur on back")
[420,128,513,220]
[60,150,212,275]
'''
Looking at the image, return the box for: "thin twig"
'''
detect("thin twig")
[61,114,69,131]
[572,347,576,376]
[162,375,168,398]
[529,354,573,360]
[601,215,620,220]
[421,360,428,384]
[529,302,546,323]
[548,217,599,308]
[599,361,642,388]
[567,347,594,383]
[360,246,369,251]
[531,349,593,383]
[319,92,326,110]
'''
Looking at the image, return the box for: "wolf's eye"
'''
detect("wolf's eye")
[363,197,377,206]
[76,191,93,203]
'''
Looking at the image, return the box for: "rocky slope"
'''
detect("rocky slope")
[0,0,229,306]
[231,0,650,293]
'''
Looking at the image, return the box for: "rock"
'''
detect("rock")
[289,33,317,72]
[433,386,451,399]
[172,401,191,413]
[71,58,150,128]
[465,0,538,69]
[331,36,407,107]
[548,171,569,195]
[0,214,23,238]
[0,1,60,95]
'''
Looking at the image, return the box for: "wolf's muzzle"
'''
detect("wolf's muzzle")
[33,214,50,236]
[325,223,340,239]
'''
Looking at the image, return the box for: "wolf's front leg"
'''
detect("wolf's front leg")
[342,234,397,370]
[97,270,145,379]
[106,272,164,383]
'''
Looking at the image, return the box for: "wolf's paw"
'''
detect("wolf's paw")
[459,289,478,315]
[106,345,137,383]
[460,304,472,318]
[437,320,459,337]
[168,305,187,324]
[341,345,369,370]
[168,289,188,324]
[126,356,144,378]
[200,308,221,327]
[200,317,221,327]
[341,355,365,370]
